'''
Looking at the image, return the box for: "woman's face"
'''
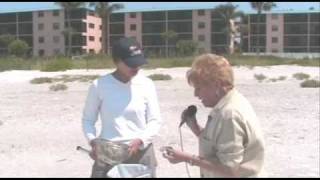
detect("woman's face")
[193,81,221,108]
[116,61,141,80]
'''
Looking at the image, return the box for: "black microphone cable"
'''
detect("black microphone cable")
[178,105,197,178]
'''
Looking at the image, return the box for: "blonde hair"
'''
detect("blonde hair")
[187,53,234,88]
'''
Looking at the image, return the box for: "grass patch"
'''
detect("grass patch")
[148,74,172,81]
[254,74,267,82]
[0,54,319,72]
[30,77,53,84]
[49,83,68,91]
[300,79,320,88]
[41,58,73,72]
[30,75,100,84]
[292,73,310,80]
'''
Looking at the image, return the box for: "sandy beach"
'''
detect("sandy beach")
[0,65,319,177]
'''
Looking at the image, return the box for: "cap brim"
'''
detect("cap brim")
[123,55,147,68]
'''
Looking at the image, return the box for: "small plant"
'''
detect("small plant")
[148,74,172,81]
[269,78,278,82]
[254,74,267,82]
[30,77,53,84]
[49,83,68,91]
[278,76,287,81]
[300,79,320,88]
[293,73,310,80]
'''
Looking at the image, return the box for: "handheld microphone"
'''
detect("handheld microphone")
[179,105,197,127]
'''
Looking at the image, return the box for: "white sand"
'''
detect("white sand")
[0,65,319,177]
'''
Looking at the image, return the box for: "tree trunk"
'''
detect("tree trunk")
[67,10,72,57]
[101,12,106,54]
[256,9,261,57]
[105,12,109,55]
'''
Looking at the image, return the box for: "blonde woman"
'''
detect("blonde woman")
[163,53,265,177]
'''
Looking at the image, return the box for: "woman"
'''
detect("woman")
[82,37,162,177]
[163,53,265,177]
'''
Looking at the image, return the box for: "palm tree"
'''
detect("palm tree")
[161,30,178,58]
[90,2,124,55]
[250,2,277,56]
[212,3,243,54]
[55,2,86,57]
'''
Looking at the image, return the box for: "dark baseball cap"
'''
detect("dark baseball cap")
[112,37,147,68]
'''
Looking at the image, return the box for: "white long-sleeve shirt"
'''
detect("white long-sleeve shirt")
[82,71,162,148]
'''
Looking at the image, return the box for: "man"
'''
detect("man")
[162,53,265,177]
[82,37,162,177]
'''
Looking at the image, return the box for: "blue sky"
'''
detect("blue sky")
[0,2,319,13]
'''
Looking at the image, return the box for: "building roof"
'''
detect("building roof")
[246,9,320,15]
[0,2,319,14]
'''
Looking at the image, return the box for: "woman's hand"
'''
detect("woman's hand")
[162,147,191,164]
[128,138,143,156]
[89,139,99,161]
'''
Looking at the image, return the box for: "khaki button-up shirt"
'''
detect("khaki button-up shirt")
[199,89,265,177]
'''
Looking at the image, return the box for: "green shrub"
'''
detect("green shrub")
[300,79,320,88]
[41,58,73,72]
[49,83,68,91]
[148,74,172,81]
[30,77,53,84]
[254,74,267,82]
[176,40,198,57]
[293,73,310,80]
[8,39,29,57]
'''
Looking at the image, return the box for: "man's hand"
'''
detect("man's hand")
[128,138,143,157]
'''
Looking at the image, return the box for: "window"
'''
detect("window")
[198,35,205,41]
[130,24,136,31]
[100,25,102,30]
[53,23,60,30]
[89,36,95,41]
[53,10,59,17]
[38,11,44,17]
[89,23,95,29]
[272,25,278,32]
[271,14,278,20]
[130,13,136,18]
[272,37,278,43]
[53,36,60,43]
[38,23,44,30]
[271,49,278,53]
[39,49,45,56]
[89,49,95,53]
[54,49,60,54]
[99,37,102,42]
[198,10,205,16]
[198,22,205,29]
[38,37,44,43]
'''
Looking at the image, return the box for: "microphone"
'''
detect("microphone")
[179,105,197,128]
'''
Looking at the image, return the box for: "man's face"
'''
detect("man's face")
[193,81,221,108]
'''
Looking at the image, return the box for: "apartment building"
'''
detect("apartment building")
[0,8,101,57]
[242,10,320,54]
[108,8,234,57]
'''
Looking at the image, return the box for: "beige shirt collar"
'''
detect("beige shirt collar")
[210,88,236,114]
